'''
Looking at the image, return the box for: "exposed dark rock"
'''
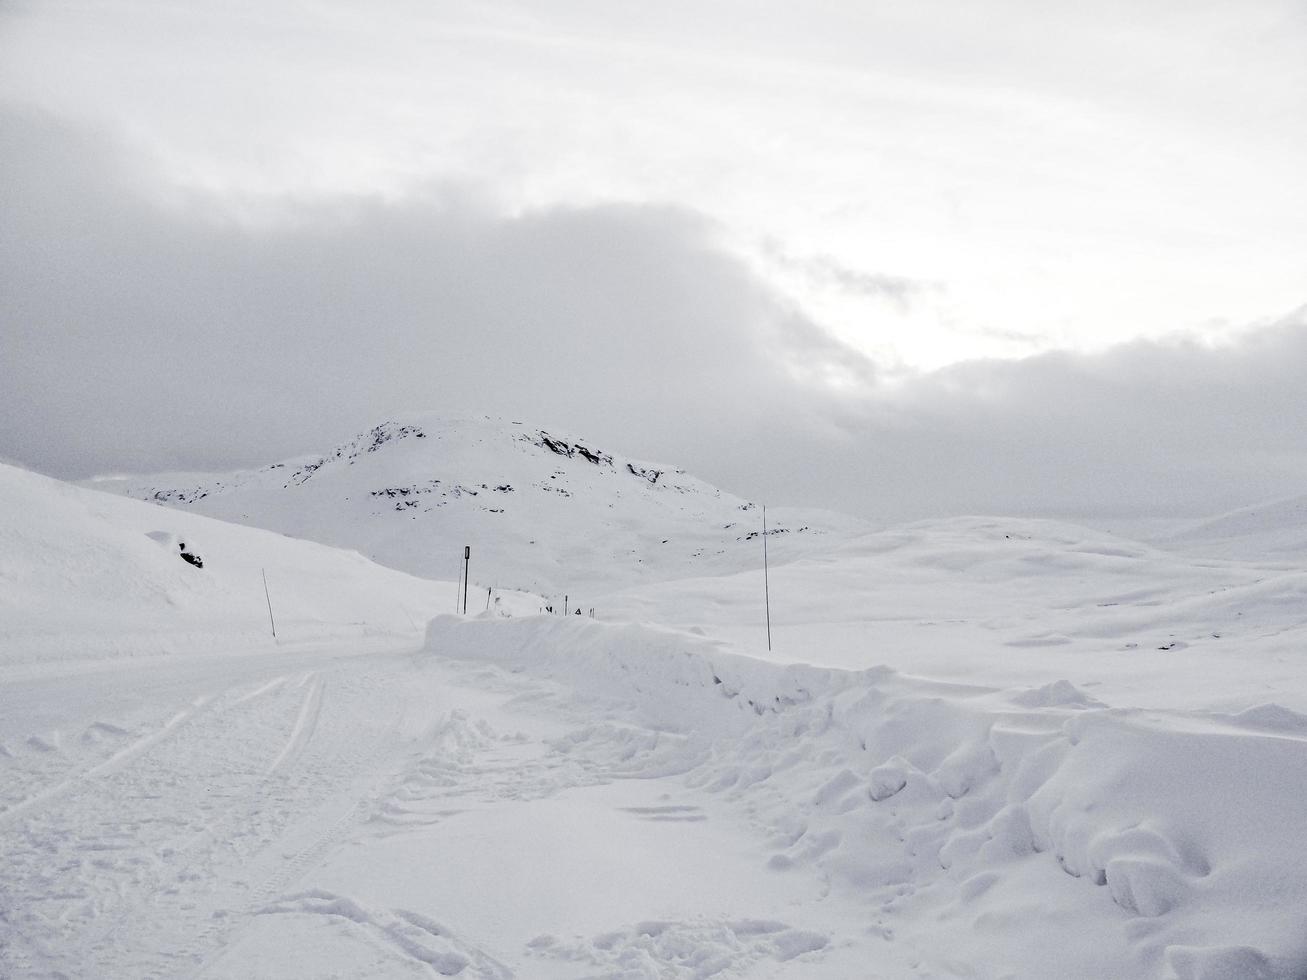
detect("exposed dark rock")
[540,434,572,457]
[626,463,662,484]
[289,422,426,486]
[533,431,613,466]
[152,487,209,505]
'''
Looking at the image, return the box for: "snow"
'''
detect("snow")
[8,424,1307,978]
[1,461,449,669]
[1161,493,1307,563]
[598,515,1307,711]
[89,415,871,597]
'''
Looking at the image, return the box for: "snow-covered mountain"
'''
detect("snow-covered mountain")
[92,415,872,598]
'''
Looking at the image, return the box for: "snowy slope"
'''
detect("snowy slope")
[0,461,450,667]
[91,415,871,598]
[1159,493,1307,562]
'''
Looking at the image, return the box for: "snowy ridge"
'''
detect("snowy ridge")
[91,415,872,596]
[425,614,1307,979]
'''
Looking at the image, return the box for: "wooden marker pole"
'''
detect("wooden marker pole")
[462,546,470,615]
[762,505,772,652]
[262,568,277,641]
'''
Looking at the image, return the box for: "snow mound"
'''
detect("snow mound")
[1011,679,1104,709]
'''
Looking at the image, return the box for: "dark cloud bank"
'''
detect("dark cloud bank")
[3,105,1305,523]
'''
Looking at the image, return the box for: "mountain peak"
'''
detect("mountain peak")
[94,415,870,596]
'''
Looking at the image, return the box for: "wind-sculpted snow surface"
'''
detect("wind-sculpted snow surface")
[425,615,1307,979]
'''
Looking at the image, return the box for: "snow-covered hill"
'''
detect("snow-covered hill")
[0,461,450,666]
[92,415,871,598]
[605,514,1307,710]
[1160,493,1307,562]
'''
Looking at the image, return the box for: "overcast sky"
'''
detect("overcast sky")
[2,0,1306,521]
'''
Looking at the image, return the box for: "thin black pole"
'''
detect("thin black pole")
[462,546,470,615]
[262,567,277,641]
[762,505,772,652]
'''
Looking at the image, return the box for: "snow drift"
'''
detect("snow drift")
[425,613,1307,979]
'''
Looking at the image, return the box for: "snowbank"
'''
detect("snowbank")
[425,614,1307,979]
[427,613,857,737]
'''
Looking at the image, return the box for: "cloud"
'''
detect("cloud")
[5,0,1305,373]
[0,105,874,483]
[763,245,932,312]
[3,105,1307,526]
[810,315,1307,520]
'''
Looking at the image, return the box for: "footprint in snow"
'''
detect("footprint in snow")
[526,917,830,976]
[620,804,707,822]
[258,889,511,979]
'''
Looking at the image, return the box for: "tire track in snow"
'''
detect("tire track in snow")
[250,709,405,907]
[0,671,339,979]
[0,695,213,831]
[265,674,324,775]
[134,676,341,980]
[232,674,289,706]
[0,670,297,831]
[190,679,412,979]
[4,659,438,980]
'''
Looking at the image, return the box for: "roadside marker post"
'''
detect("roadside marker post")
[462,546,470,615]
[762,505,772,652]
[262,568,278,642]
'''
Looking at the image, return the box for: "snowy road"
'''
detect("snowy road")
[2,642,418,977]
[0,639,888,979]
[8,610,1307,978]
